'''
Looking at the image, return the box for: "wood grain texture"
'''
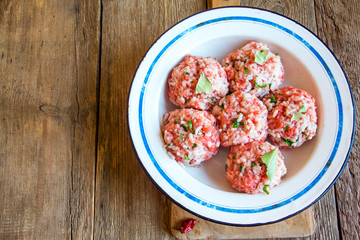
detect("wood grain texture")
[0,0,99,239]
[315,1,360,239]
[94,0,205,239]
[207,0,240,8]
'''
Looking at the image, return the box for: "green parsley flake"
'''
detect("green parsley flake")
[263,185,270,195]
[244,66,249,75]
[300,105,307,113]
[232,119,239,128]
[180,124,187,131]
[239,165,243,172]
[291,112,303,121]
[270,97,276,103]
[195,72,212,94]
[275,53,279,56]
[254,79,267,88]
[218,103,224,109]
[281,138,295,147]
[185,72,189,75]
[283,126,290,131]
[255,50,270,65]
[179,133,184,141]
[184,154,190,160]
[196,61,200,66]
[188,121,195,133]
[174,119,179,124]
[260,147,279,181]
[251,162,255,168]
[192,143,197,148]
[240,121,245,126]
[225,164,228,170]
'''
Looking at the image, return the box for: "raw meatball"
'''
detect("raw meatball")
[212,91,268,147]
[162,108,220,167]
[168,55,229,111]
[225,141,287,194]
[222,41,284,97]
[262,86,317,149]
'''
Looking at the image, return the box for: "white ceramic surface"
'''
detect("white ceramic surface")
[127,7,355,225]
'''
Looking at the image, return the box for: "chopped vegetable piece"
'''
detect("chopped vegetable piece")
[180,124,187,131]
[184,154,189,160]
[270,97,276,103]
[283,126,290,131]
[251,162,255,168]
[255,50,270,65]
[174,119,180,124]
[291,112,303,121]
[232,119,239,128]
[263,185,270,195]
[218,103,224,109]
[254,79,267,88]
[196,61,199,66]
[179,133,184,141]
[192,143,196,148]
[281,138,295,147]
[195,71,212,94]
[240,121,245,126]
[260,147,279,181]
[188,121,195,133]
[181,219,197,233]
[225,164,228,170]
[244,66,249,75]
[185,72,189,75]
[239,165,243,172]
[275,53,279,56]
[300,105,307,113]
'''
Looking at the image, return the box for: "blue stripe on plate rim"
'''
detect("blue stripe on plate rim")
[138,16,343,213]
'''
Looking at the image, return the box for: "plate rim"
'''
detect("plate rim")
[127,6,356,226]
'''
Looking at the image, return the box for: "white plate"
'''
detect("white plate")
[128,7,355,225]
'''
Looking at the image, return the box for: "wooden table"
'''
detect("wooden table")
[0,0,359,239]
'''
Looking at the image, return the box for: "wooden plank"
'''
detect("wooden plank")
[94,0,205,239]
[314,1,360,239]
[0,0,99,239]
[207,0,240,9]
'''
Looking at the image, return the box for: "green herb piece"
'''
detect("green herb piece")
[232,156,236,160]
[225,164,228,170]
[270,96,276,103]
[232,119,239,128]
[281,138,295,147]
[199,130,203,134]
[254,79,267,88]
[283,126,290,131]
[299,105,307,113]
[185,72,189,75]
[255,75,259,78]
[185,154,189,160]
[304,134,309,138]
[275,53,279,56]
[180,124,187,131]
[291,112,303,121]
[260,147,279,181]
[195,71,212,94]
[263,185,270,195]
[255,50,270,65]
[225,94,232,98]
[240,56,243,61]
[196,61,200,66]
[188,121,195,133]
[179,133,184,141]
[175,119,180,124]
[251,162,255,168]
[239,165,243,172]
[192,143,197,148]
[218,103,224,109]
[244,66,249,75]
[240,121,245,126]
[244,168,247,174]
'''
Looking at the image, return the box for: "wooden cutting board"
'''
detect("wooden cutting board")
[170,203,315,239]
